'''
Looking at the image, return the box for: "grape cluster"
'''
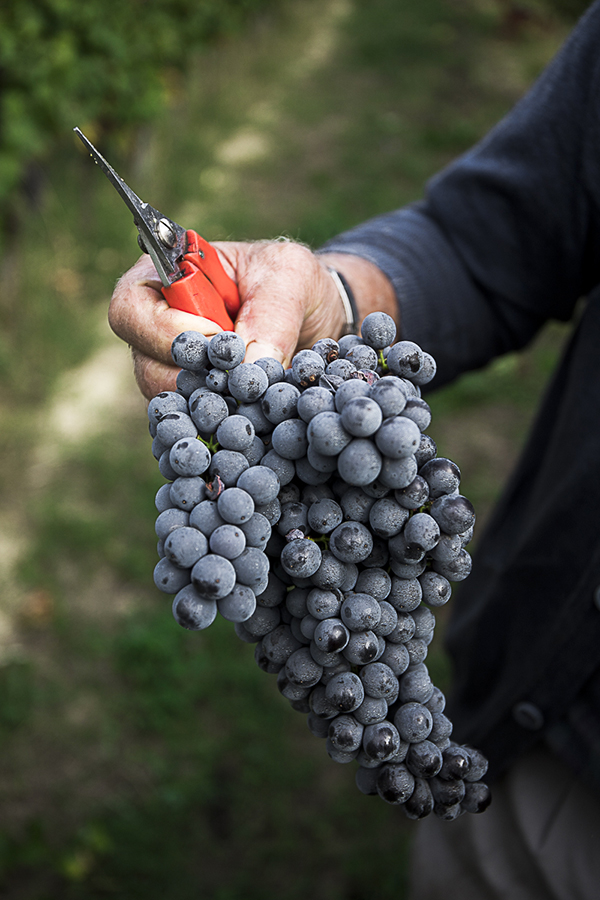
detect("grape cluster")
[148,314,491,819]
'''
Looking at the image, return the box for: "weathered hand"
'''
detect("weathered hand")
[108,238,396,399]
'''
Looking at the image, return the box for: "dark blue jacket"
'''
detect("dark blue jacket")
[321,1,600,787]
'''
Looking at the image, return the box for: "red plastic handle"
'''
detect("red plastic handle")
[162,230,241,331]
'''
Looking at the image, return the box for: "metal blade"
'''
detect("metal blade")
[74,127,187,287]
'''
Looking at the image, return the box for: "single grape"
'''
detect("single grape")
[354,567,392,601]
[414,433,437,468]
[386,340,424,378]
[412,352,437,386]
[306,411,351,456]
[189,500,224,536]
[403,778,434,819]
[378,642,410,676]
[189,391,229,434]
[326,357,357,379]
[155,507,189,541]
[432,549,473,582]
[271,419,309,461]
[209,449,249,487]
[360,311,396,349]
[261,449,296,486]
[169,476,206,511]
[386,611,416,644]
[156,412,198,448]
[155,483,174,513]
[395,475,429,510]
[285,646,323,687]
[216,415,255,451]
[355,766,379,796]
[429,711,453,746]
[430,494,476,535]
[280,538,322,578]
[236,466,280,506]
[261,382,301,424]
[343,630,380,666]
[399,666,434,704]
[369,497,409,538]
[404,512,441,553]
[313,617,350,653]
[147,391,188,425]
[341,593,382,632]
[209,524,247,559]
[345,343,378,371]
[334,439,381,486]
[379,454,419,490]
[207,331,246,370]
[376,762,415,805]
[164,526,209,568]
[153,557,191,594]
[394,701,433,743]
[420,457,461,498]
[461,782,492,814]
[360,662,399,701]
[227,362,269,402]
[172,584,217,630]
[353,695,389,725]
[406,740,443,779]
[240,512,272,549]
[237,401,273,436]
[329,521,373,563]
[217,584,257,623]
[191,554,236,600]
[291,349,326,387]
[261,624,302,665]
[401,398,432,431]
[339,487,376,523]
[232,547,270,587]
[311,337,340,364]
[430,775,466,807]
[205,367,229,394]
[329,714,364,753]
[419,571,452,607]
[169,438,211,477]
[217,487,255,525]
[325,671,365,713]
[176,369,207,398]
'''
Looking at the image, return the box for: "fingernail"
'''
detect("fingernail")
[243,340,285,365]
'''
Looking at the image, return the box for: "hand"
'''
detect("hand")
[108,238,397,399]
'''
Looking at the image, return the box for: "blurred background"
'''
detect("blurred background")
[0,0,587,896]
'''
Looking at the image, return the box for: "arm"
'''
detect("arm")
[320,1,600,386]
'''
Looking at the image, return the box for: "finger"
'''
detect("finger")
[214,240,334,367]
[108,255,223,366]
[132,348,180,400]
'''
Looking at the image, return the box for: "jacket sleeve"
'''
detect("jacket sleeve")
[319,1,600,387]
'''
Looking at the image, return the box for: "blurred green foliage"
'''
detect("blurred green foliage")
[0,0,580,895]
[0,0,274,218]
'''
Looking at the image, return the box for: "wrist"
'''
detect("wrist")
[326,267,359,335]
[317,251,399,336]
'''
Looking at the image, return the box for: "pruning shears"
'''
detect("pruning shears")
[74,127,240,331]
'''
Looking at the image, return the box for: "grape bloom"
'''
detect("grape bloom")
[148,313,490,820]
